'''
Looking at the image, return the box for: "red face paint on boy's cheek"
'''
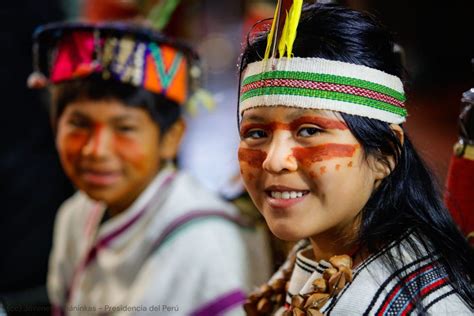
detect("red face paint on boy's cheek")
[62,132,89,161]
[292,143,358,167]
[114,135,147,169]
[238,148,267,168]
[91,124,105,154]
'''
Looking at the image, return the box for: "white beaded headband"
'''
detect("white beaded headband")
[239,57,407,124]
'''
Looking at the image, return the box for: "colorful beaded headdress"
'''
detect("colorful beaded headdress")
[239,1,407,124]
[28,21,197,106]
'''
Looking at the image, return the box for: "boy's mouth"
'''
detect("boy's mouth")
[81,169,121,186]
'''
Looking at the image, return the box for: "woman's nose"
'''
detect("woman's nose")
[262,132,298,173]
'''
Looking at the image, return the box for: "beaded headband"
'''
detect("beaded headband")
[28,22,197,106]
[240,57,407,124]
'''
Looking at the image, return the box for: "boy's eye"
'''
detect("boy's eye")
[298,126,322,137]
[116,125,137,133]
[244,129,267,139]
[68,118,90,129]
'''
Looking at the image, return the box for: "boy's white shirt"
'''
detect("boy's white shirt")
[48,167,271,315]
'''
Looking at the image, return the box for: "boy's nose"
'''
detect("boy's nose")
[82,124,111,158]
[262,132,298,173]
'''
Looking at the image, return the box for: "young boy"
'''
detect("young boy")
[28,22,270,315]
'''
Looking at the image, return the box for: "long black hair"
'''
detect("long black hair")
[240,3,474,307]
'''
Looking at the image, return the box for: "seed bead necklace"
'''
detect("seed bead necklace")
[243,254,354,316]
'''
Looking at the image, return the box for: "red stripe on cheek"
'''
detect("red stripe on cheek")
[63,132,89,161]
[114,136,146,169]
[238,148,267,168]
[292,143,358,167]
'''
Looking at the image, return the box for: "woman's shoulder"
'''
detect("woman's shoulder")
[322,233,473,314]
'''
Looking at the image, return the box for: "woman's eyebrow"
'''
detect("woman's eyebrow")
[241,114,266,123]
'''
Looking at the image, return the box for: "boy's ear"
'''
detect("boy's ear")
[160,119,186,160]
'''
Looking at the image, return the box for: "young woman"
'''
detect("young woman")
[28,22,271,315]
[237,3,474,315]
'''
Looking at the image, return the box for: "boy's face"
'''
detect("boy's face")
[56,98,182,214]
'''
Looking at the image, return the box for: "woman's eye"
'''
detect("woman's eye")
[244,129,267,139]
[298,126,322,137]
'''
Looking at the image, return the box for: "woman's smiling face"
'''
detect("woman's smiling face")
[238,106,380,241]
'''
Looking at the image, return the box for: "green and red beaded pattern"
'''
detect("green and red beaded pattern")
[241,71,407,117]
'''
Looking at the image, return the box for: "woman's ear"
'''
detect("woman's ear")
[371,124,404,187]
[159,119,186,160]
[390,124,404,146]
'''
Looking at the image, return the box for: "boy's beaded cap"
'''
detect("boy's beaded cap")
[28,22,197,106]
[240,57,407,124]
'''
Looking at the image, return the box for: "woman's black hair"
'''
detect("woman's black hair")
[50,74,181,135]
[240,3,474,308]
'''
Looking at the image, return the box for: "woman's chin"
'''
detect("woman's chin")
[268,223,307,242]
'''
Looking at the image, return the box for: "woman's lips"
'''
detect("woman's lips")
[81,170,121,186]
[265,185,310,209]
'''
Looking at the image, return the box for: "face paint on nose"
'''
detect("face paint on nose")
[292,143,358,168]
[91,123,105,154]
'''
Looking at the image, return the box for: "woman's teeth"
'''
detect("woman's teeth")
[271,191,304,199]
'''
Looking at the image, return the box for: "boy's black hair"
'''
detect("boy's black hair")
[50,74,181,135]
[240,3,474,309]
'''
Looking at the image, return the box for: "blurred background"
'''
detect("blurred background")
[1,0,473,314]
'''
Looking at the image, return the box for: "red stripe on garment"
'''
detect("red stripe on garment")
[378,264,435,314]
[400,277,448,316]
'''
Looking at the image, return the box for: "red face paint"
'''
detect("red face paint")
[238,148,267,168]
[63,131,88,162]
[348,161,353,168]
[288,116,348,130]
[240,116,347,136]
[335,164,341,171]
[320,166,327,175]
[292,143,358,167]
[91,123,105,154]
[239,122,288,136]
[113,134,148,171]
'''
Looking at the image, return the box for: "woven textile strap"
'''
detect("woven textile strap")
[240,57,407,124]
